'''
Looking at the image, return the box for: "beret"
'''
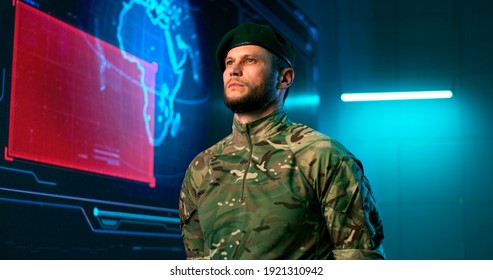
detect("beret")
[215,22,295,72]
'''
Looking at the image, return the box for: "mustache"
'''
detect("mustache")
[225,79,246,88]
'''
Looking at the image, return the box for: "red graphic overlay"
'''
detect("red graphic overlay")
[9,2,156,187]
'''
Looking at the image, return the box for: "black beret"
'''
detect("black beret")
[215,22,295,72]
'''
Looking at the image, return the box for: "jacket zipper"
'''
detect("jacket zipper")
[232,125,253,259]
[240,124,254,201]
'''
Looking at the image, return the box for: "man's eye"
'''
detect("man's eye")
[225,60,233,66]
[245,58,255,63]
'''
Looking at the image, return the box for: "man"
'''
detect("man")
[179,22,385,260]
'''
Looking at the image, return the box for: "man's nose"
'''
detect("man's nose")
[229,63,241,76]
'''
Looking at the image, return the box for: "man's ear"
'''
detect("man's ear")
[277,68,295,89]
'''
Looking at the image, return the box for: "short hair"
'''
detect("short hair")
[272,53,292,101]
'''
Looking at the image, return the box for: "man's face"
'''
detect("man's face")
[222,45,279,114]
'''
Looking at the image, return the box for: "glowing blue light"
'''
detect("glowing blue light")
[93,207,180,224]
[340,90,453,102]
[285,94,320,108]
[116,0,201,146]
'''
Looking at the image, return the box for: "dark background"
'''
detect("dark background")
[1,0,492,260]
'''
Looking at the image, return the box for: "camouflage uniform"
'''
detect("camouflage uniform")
[179,109,385,259]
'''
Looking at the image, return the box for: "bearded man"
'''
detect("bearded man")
[179,23,385,260]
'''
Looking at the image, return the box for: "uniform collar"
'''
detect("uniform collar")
[232,109,289,143]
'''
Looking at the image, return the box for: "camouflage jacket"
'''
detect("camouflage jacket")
[179,109,385,260]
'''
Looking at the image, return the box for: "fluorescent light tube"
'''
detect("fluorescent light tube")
[341,90,453,102]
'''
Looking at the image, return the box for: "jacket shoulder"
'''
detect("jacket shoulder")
[284,122,349,158]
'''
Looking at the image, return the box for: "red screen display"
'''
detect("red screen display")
[8,2,157,187]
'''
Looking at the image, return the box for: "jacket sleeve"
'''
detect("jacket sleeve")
[179,155,208,260]
[321,147,385,260]
[297,137,385,260]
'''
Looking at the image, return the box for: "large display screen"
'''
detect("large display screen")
[10,2,158,186]
[0,0,317,259]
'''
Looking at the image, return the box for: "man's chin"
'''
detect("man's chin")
[224,94,248,108]
[224,89,246,99]
[224,100,253,114]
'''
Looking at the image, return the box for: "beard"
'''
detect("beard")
[224,75,277,114]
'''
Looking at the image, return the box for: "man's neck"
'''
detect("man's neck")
[233,102,282,124]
